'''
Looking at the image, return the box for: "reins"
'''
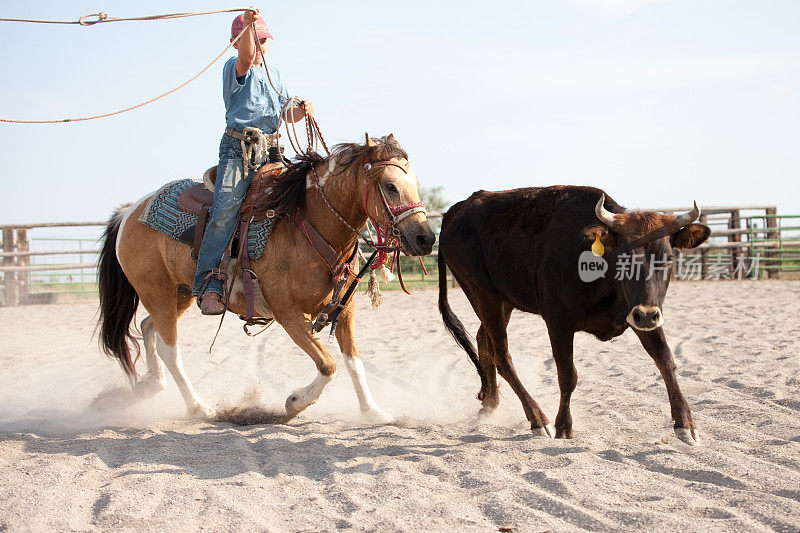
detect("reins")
[309,156,428,294]
[363,163,428,292]
[245,19,330,161]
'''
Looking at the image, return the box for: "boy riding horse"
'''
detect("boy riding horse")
[193,8,314,315]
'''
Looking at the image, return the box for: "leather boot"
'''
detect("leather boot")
[199,292,225,316]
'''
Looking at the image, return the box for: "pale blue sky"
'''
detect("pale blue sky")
[1,0,798,225]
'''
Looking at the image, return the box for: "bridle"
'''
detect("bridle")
[310,157,428,292]
[363,161,427,233]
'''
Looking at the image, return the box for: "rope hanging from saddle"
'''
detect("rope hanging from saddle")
[227,127,275,180]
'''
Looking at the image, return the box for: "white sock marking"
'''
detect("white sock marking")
[156,334,212,416]
[344,356,380,411]
[295,371,335,405]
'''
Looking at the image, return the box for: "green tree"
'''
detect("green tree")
[419,185,448,232]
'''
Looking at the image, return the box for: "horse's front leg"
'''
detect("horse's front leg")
[335,304,394,424]
[280,312,338,418]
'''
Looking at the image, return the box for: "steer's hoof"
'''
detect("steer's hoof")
[555,427,574,439]
[532,423,555,438]
[674,427,700,446]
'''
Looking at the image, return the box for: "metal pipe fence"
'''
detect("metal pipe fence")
[381,210,800,287]
[1,223,104,305]
[2,207,798,305]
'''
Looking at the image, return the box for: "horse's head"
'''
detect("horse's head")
[360,134,436,256]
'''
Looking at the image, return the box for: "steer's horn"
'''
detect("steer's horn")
[670,201,701,229]
[595,194,623,228]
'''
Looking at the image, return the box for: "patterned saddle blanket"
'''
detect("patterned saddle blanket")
[137,179,275,260]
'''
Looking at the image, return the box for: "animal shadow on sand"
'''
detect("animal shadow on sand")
[0,418,554,482]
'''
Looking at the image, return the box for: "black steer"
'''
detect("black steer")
[438,186,710,445]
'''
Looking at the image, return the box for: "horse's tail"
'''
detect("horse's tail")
[437,249,487,395]
[97,207,140,383]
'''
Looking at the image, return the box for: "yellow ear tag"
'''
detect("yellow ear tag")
[591,234,605,257]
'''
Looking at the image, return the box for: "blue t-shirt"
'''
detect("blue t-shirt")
[222,56,289,134]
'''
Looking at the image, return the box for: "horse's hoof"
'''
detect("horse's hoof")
[477,406,497,421]
[189,403,216,420]
[285,393,304,417]
[674,427,699,446]
[89,388,124,412]
[132,374,167,399]
[363,407,394,425]
[532,423,555,438]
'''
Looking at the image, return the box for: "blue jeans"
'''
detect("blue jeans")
[192,134,253,297]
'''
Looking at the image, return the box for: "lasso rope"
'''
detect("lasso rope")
[1,9,325,161]
[0,9,250,26]
[0,9,252,123]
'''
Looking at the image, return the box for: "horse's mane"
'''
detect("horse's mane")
[260,152,323,217]
[262,135,408,217]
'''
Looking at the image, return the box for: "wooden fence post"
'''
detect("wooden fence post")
[2,227,18,306]
[699,214,708,279]
[765,207,779,279]
[729,209,740,275]
[16,228,29,301]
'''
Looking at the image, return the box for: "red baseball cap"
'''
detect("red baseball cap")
[231,13,273,41]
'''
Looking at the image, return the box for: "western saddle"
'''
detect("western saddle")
[176,162,285,260]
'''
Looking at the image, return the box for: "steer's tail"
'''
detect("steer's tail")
[97,207,140,384]
[438,250,488,394]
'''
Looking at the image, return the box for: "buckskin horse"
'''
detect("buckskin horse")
[438,186,710,445]
[97,134,435,422]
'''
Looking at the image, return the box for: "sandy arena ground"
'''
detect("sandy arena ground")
[1,281,799,532]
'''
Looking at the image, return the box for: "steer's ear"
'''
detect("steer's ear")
[583,225,618,251]
[671,223,711,249]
